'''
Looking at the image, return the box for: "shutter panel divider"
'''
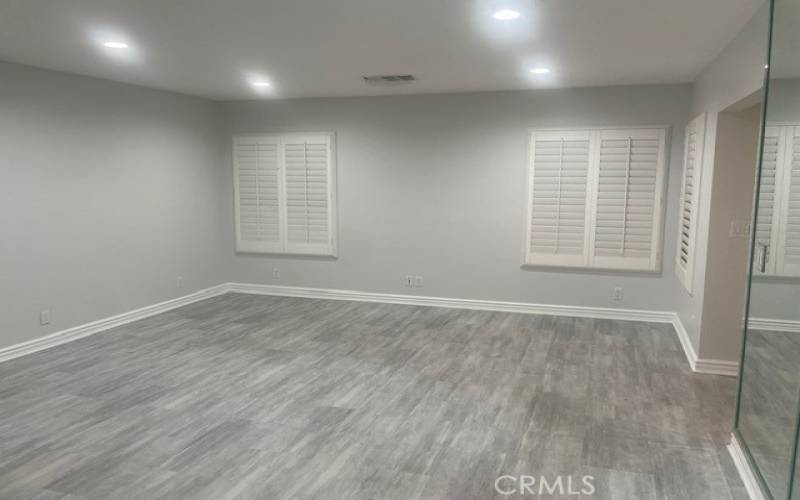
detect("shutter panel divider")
[279,135,288,250]
[621,136,632,255]
[585,131,601,268]
[555,138,563,254]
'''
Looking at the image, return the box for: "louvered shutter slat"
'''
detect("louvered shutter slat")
[234,136,282,253]
[779,129,800,275]
[592,129,666,269]
[753,127,783,275]
[526,131,591,265]
[283,135,335,255]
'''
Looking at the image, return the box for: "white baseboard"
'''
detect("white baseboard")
[693,358,739,376]
[671,314,739,377]
[0,281,741,378]
[671,314,700,371]
[230,283,740,376]
[749,317,800,333]
[227,283,739,377]
[225,282,677,322]
[0,284,229,363]
[728,433,767,500]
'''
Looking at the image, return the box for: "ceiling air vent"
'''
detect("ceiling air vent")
[363,74,416,86]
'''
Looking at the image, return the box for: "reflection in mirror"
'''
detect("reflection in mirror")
[753,86,800,279]
[737,0,800,498]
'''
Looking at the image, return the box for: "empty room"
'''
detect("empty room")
[2,0,799,498]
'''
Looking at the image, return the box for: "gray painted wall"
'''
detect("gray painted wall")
[691,4,770,116]
[0,61,227,349]
[221,86,691,312]
[3,36,774,356]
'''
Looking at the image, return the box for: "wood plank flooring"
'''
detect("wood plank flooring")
[737,329,800,500]
[0,293,744,499]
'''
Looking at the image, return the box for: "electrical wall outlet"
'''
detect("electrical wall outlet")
[612,287,624,301]
[40,309,51,326]
[404,275,424,288]
[176,276,183,289]
[272,268,281,279]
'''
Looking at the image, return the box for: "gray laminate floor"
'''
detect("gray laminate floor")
[0,293,744,499]
[737,329,800,500]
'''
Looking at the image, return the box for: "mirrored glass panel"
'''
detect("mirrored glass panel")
[737,1,800,498]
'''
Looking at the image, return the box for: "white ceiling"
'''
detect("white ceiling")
[0,0,764,100]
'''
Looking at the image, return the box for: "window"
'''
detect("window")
[755,123,800,277]
[524,126,668,271]
[675,113,707,293]
[233,133,337,257]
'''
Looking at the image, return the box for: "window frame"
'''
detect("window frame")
[522,125,670,273]
[233,132,338,258]
[755,122,800,278]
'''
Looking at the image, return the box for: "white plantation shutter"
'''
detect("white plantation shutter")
[777,126,800,276]
[675,114,707,293]
[234,135,282,253]
[525,127,667,271]
[233,133,337,257]
[525,130,592,266]
[283,134,336,255]
[591,128,666,271]
[754,126,783,275]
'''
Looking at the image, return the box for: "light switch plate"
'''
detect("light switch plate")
[730,220,751,239]
[40,309,51,326]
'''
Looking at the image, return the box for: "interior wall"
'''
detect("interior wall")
[691,4,770,115]
[220,85,691,312]
[0,61,228,350]
[680,3,770,357]
[0,8,772,355]
[698,105,761,360]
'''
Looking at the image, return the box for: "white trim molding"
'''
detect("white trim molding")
[748,317,800,333]
[671,314,699,369]
[693,358,739,376]
[226,283,676,322]
[671,314,739,376]
[229,283,739,376]
[0,281,741,379]
[728,433,767,500]
[0,284,229,364]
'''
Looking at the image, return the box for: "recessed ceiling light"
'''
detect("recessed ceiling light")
[250,80,271,88]
[492,9,521,20]
[530,67,551,74]
[102,41,129,49]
